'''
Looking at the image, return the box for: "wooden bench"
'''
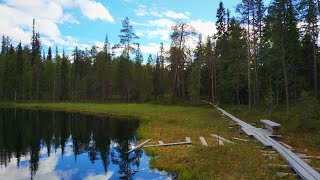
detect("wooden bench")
[260,119,281,135]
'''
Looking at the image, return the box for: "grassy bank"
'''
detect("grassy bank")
[1,102,289,179]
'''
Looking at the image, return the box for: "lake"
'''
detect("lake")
[0,108,171,180]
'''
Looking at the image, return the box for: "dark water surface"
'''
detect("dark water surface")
[0,108,170,180]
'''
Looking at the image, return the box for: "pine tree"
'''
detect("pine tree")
[60,50,68,101]
[47,47,52,61]
[170,21,197,102]
[299,0,319,97]
[189,35,203,103]
[133,44,143,101]
[43,47,55,100]
[115,17,139,101]
[103,34,112,100]
[203,37,216,103]
[16,42,23,100]
[1,35,6,55]
[237,0,254,110]
[116,17,139,58]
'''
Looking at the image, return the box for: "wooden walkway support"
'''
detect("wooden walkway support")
[211,134,234,144]
[143,141,192,148]
[212,104,320,180]
[199,137,208,146]
[232,137,249,142]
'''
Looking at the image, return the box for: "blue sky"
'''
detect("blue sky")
[0,0,270,57]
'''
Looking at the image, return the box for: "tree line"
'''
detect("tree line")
[0,0,319,111]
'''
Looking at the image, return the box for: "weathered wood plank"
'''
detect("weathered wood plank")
[211,134,234,144]
[186,137,191,143]
[232,137,249,142]
[261,119,281,127]
[302,156,320,160]
[279,141,293,149]
[268,164,290,168]
[199,137,208,146]
[143,141,192,148]
[261,150,277,154]
[276,172,298,178]
[126,139,152,153]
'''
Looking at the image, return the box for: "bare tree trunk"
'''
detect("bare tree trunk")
[172,60,179,103]
[313,41,317,97]
[269,73,273,113]
[281,35,289,116]
[252,17,259,106]
[236,58,240,105]
[294,67,297,100]
[181,61,185,98]
[276,75,279,106]
[247,22,252,111]
[211,58,215,104]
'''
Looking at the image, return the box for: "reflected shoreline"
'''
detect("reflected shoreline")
[0,108,170,179]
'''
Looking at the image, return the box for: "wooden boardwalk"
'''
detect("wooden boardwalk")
[216,106,320,180]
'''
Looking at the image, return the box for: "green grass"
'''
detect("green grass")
[0,102,297,179]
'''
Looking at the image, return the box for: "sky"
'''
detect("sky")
[0,0,269,58]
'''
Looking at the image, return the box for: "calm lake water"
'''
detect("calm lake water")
[0,108,171,180]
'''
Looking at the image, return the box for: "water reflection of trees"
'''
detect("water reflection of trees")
[0,108,141,179]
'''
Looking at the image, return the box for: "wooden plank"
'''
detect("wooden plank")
[279,141,293,149]
[303,156,320,160]
[186,137,191,143]
[262,153,279,157]
[211,134,234,144]
[158,141,164,145]
[241,127,253,137]
[261,150,277,154]
[143,141,192,148]
[268,164,290,168]
[232,137,249,142]
[260,119,281,127]
[296,153,307,158]
[126,139,152,153]
[199,137,208,146]
[276,172,298,178]
[292,149,308,153]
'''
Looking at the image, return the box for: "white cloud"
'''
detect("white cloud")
[0,0,114,53]
[136,18,215,44]
[140,43,170,55]
[146,29,170,41]
[134,5,148,16]
[134,6,189,19]
[190,20,216,37]
[59,13,80,24]
[164,11,189,19]
[77,0,114,23]
[84,172,114,180]
[136,32,144,37]
[148,19,174,28]
[0,148,60,180]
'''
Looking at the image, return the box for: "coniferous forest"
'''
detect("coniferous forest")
[0,0,319,112]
